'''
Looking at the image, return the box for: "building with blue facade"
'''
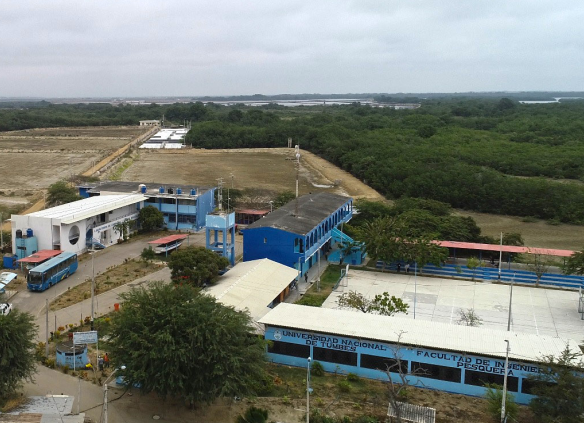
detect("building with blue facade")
[242,193,353,275]
[206,211,236,266]
[260,303,583,405]
[79,181,215,232]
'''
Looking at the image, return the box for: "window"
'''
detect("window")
[264,238,267,244]
[464,370,518,392]
[178,215,195,224]
[521,378,554,394]
[268,341,310,358]
[162,198,175,204]
[360,354,408,374]
[313,347,357,366]
[168,214,176,223]
[411,361,462,383]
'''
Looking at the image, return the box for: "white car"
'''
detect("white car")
[0,303,13,316]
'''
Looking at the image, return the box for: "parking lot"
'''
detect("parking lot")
[322,269,584,341]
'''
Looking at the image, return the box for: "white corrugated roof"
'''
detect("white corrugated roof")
[27,194,146,224]
[259,303,583,364]
[206,259,297,321]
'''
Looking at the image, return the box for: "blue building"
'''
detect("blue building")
[260,304,583,405]
[79,181,215,231]
[206,212,236,266]
[242,193,353,275]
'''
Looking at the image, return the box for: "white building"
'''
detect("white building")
[139,120,160,126]
[11,194,146,254]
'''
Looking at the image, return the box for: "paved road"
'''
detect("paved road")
[10,231,233,320]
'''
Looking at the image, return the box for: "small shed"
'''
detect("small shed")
[55,341,88,368]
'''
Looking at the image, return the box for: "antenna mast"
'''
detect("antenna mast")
[217,178,224,211]
[295,144,300,217]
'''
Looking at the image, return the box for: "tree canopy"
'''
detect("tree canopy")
[0,309,37,405]
[46,181,81,207]
[337,291,408,316]
[167,246,229,287]
[564,248,584,275]
[138,206,164,232]
[108,282,267,405]
[528,346,584,423]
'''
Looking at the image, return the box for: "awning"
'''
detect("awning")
[17,250,63,263]
[148,234,188,245]
[434,240,574,258]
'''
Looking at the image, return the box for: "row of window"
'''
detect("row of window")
[145,198,196,206]
[163,214,196,224]
[268,341,538,394]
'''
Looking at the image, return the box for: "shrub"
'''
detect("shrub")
[337,380,352,393]
[45,358,56,368]
[484,383,518,421]
[57,326,65,332]
[61,365,70,373]
[311,360,325,376]
[235,406,268,423]
[347,373,360,383]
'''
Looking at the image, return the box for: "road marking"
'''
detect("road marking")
[529,289,539,335]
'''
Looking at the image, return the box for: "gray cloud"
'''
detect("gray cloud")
[1,0,583,97]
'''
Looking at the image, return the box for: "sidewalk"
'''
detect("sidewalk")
[286,259,329,303]
[37,267,171,342]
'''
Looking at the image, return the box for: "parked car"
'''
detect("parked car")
[0,303,13,316]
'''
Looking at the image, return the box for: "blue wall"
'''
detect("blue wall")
[264,325,539,405]
[142,188,215,231]
[243,198,353,275]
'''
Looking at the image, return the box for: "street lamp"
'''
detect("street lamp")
[269,201,273,213]
[306,356,312,423]
[103,365,126,423]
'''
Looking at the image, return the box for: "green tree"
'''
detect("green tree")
[46,181,80,207]
[337,291,408,316]
[527,254,551,286]
[273,191,295,208]
[140,247,156,263]
[138,206,164,232]
[0,310,37,406]
[466,257,481,281]
[108,282,267,406]
[457,308,483,326]
[168,246,229,287]
[113,219,131,241]
[564,247,584,275]
[503,232,524,246]
[484,383,519,422]
[528,346,584,423]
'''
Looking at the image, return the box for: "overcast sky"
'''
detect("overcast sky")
[1,0,583,97]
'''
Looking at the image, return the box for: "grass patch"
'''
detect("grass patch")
[50,259,164,311]
[109,157,134,180]
[295,265,342,307]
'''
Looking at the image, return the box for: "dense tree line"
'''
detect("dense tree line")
[3,99,584,223]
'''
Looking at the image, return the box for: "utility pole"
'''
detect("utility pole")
[501,340,510,423]
[498,232,503,280]
[45,299,49,357]
[91,249,95,331]
[306,356,311,423]
[0,212,3,253]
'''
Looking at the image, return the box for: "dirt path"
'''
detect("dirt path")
[83,126,157,177]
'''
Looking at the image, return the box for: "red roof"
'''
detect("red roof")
[148,234,188,245]
[235,209,270,215]
[435,240,574,257]
[18,250,63,263]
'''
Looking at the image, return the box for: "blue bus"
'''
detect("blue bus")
[27,252,78,292]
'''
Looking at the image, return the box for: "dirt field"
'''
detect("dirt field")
[457,210,584,251]
[122,148,384,200]
[0,126,149,202]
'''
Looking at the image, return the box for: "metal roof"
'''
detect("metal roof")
[26,195,145,224]
[83,181,212,196]
[205,259,297,321]
[17,250,62,263]
[29,252,77,274]
[259,303,583,364]
[245,193,351,236]
[148,234,188,245]
[436,240,575,258]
